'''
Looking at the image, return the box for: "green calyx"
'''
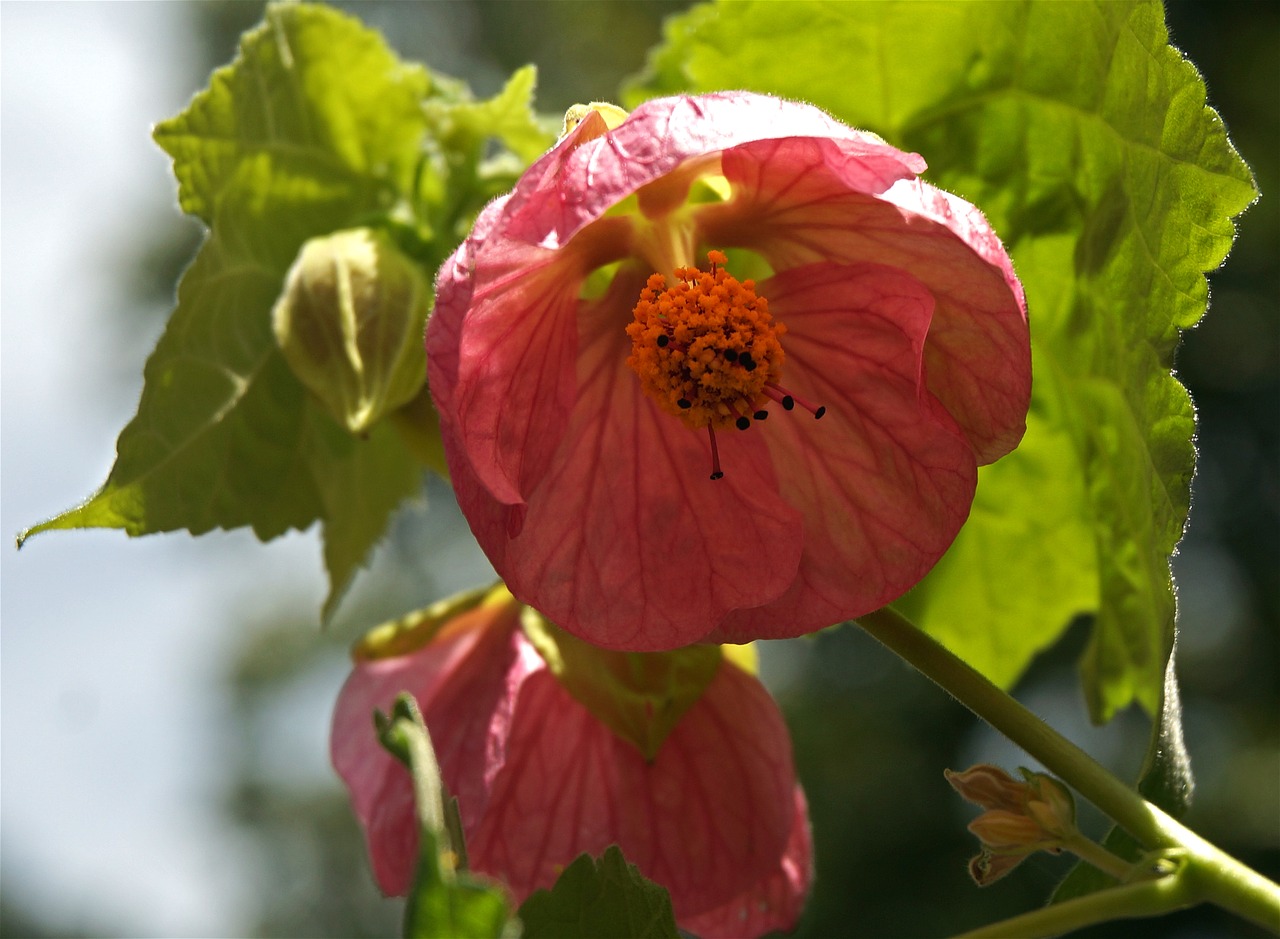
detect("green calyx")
[354,584,512,662]
[520,610,724,761]
[272,227,432,436]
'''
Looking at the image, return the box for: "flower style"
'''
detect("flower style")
[427,91,1030,651]
[331,586,812,938]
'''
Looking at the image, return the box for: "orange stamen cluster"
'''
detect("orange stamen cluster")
[627,251,785,433]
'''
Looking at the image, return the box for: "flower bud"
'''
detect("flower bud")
[272,228,431,435]
[560,101,629,138]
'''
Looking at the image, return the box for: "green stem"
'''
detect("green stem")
[856,607,1280,932]
[952,855,1194,938]
[1060,832,1138,884]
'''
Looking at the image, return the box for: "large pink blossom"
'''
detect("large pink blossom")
[427,91,1030,651]
[330,588,812,938]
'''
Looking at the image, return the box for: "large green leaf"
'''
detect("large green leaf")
[154,3,430,225]
[19,4,549,615]
[19,192,353,541]
[628,0,1257,721]
[20,3,429,612]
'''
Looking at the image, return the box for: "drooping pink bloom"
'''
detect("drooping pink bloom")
[428,91,1030,651]
[331,588,812,938]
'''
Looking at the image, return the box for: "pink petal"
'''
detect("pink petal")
[422,106,655,509]
[467,652,801,925]
[429,93,927,514]
[441,248,583,508]
[707,261,977,642]
[501,92,924,253]
[878,178,1029,463]
[429,175,632,514]
[330,603,540,894]
[465,268,804,650]
[427,193,513,432]
[678,788,813,939]
[699,137,1029,464]
[359,757,418,896]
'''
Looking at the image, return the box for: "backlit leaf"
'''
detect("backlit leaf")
[21,4,549,615]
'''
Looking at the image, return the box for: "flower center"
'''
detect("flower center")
[627,251,784,430]
[626,251,824,480]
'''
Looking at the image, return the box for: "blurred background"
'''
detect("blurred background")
[1,2,1275,936]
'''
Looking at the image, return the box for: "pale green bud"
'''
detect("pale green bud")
[560,101,629,139]
[272,228,431,435]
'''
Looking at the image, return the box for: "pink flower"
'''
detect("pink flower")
[427,91,1030,651]
[330,587,812,938]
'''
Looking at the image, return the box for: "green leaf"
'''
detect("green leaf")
[433,64,556,166]
[154,3,430,225]
[417,66,556,246]
[518,846,679,939]
[628,0,1258,720]
[19,3,431,610]
[1135,649,1194,815]
[895,363,1099,691]
[19,4,538,615]
[307,415,423,620]
[21,196,343,543]
[404,868,515,939]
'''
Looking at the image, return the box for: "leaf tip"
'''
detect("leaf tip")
[15,515,60,550]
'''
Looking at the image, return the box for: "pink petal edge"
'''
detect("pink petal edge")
[679,788,813,939]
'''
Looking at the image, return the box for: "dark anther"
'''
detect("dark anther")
[735,416,751,431]
[740,353,757,372]
[678,398,692,409]
[753,410,769,421]
[656,334,669,347]
[814,406,827,420]
[710,471,725,481]
[723,348,738,362]
[782,395,795,410]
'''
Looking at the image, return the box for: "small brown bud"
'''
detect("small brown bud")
[946,764,1079,887]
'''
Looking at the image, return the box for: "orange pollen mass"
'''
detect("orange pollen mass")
[626,250,786,433]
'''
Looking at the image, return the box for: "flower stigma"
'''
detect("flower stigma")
[626,250,825,480]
